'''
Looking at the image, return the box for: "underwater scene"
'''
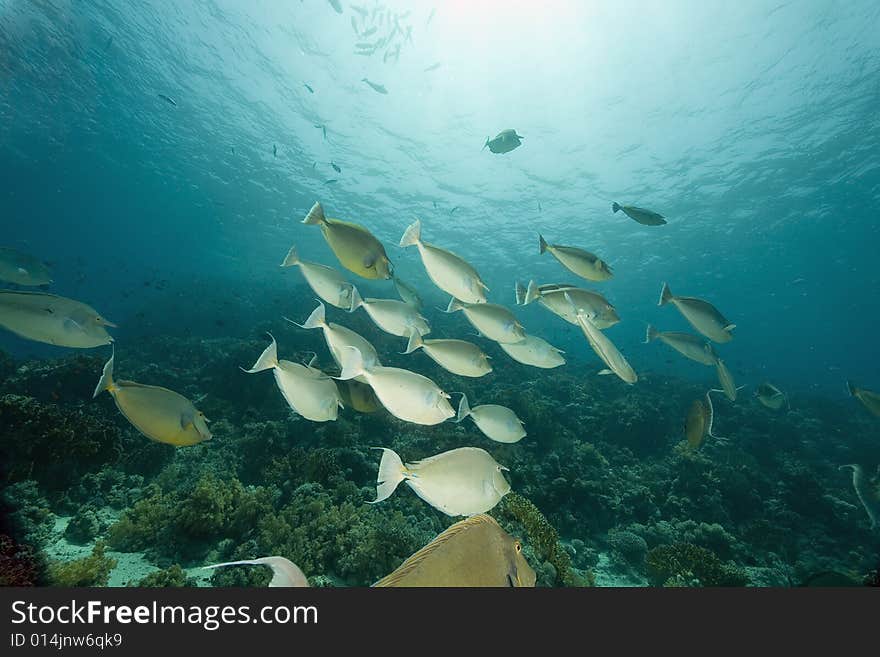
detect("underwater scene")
[1,1,879,588]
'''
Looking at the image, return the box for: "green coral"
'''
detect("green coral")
[495,492,593,587]
[49,541,116,587]
[646,543,749,587]
[134,564,197,587]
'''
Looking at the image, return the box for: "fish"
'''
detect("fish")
[204,557,309,587]
[303,83,314,93]
[314,124,327,140]
[566,293,636,384]
[352,5,368,19]
[847,381,880,417]
[644,325,717,366]
[337,379,382,413]
[93,349,212,447]
[373,514,535,587]
[404,331,492,378]
[290,302,381,381]
[242,335,343,422]
[537,201,542,212]
[538,235,612,282]
[714,357,738,401]
[361,26,377,37]
[658,282,735,343]
[839,464,879,529]
[426,8,436,27]
[337,347,454,425]
[612,202,667,226]
[456,394,526,444]
[362,78,388,94]
[498,333,565,369]
[324,179,338,184]
[517,281,619,329]
[280,244,356,310]
[350,287,430,337]
[331,162,341,173]
[157,93,177,106]
[483,129,523,154]
[328,0,343,14]
[273,144,277,157]
[371,446,510,516]
[0,290,115,348]
[450,206,460,214]
[423,62,441,72]
[400,219,488,303]
[446,298,526,344]
[0,247,52,286]
[755,382,788,411]
[393,276,422,310]
[684,390,726,450]
[301,202,393,279]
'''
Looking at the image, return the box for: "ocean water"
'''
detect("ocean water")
[1,1,878,587]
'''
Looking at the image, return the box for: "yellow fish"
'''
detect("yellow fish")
[301,202,392,279]
[93,350,212,446]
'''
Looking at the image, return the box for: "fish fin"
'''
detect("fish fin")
[92,347,116,398]
[403,329,422,354]
[515,281,526,305]
[445,297,465,313]
[63,317,83,332]
[296,303,326,329]
[658,282,673,306]
[281,244,300,267]
[612,202,621,213]
[524,280,541,304]
[349,286,364,312]
[456,393,471,422]
[337,346,367,381]
[242,334,279,373]
[724,323,737,332]
[645,325,658,343]
[538,234,548,254]
[371,447,406,503]
[399,218,421,247]
[301,202,325,225]
[305,352,319,368]
[179,408,195,431]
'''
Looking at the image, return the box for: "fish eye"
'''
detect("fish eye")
[515,541,522,553]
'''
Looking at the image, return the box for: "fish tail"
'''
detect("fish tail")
[482,137,489,151]
[524,280,541,304]
[456,393,471,422]
[538,234,548,254]
[846,380,857,397]
[349,286,364,312]
[399,218,421,247]
[298,303,326,330]
[92,348,116,398]
[371,447,407,503]
[612,202,621,213]
[446,297,465,313]
[338,346,366,381]
[658,282,673,306]
[645,324,658,343]
[280,244,300,267]
[301,201,325,226]
[403,329,422,354]
[514,281,526,305]
[242,334,279,374]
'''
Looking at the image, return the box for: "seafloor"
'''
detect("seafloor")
[1,283,878,588]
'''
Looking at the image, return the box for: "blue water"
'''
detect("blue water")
[2,0,879,397]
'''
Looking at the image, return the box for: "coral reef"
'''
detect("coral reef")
[48,541,117,587]
[134,564,197,587]
[0,534,40,586]
[646,543,749,587]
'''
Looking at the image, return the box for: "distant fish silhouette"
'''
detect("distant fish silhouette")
[426,8,435,27]
[328,0,343,15]
[362,78,388,94]
[304,83,314,93]
[325,178,338,184]
[273,144,277,157]
[424,62,441,72]
[450,206,460,214]
[432,201,438,209]
[314,124,327,140]
[331,162,341,173]
[157,93,177,106]
[537,201,542,212]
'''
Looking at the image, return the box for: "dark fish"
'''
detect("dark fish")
[483,129,523,154]
[231,147,235,155]
[361,26,377,37]
[537,201,542,212]
[450,206,460,214]
[331,162,341,173]
[157,93,177,106]
[325,179,338,184]
[612,202,667,226]
[432,201,438,209]
[362,78,388,94]
[314,123,327,140]
[304,83,314,93]
[273,144,277,157]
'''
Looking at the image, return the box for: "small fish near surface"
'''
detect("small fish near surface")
[483,129,523,154]
[658,282,735,344]
[755,382,788,411]
[273,144,277,157]
[370,446,511,516]
[157,93,177,106]
[423,62,441,72]
[93,349,212,447]
[314,123,327,140]
[324,178,338,184]
[538,235,612,282]
[847,381,880,417]
[0,247,52,286]
[362,78,388,94]
[404,331,492,378]
[373,514,536,587]
[280,243,355,310]
[446,298,526,344]
[644,325,717,366]
[400,219,488,304]
[204,557,309,587]
[303,83,314,93]
[456,394,526,444]
[301,202,393,279]
[0,290,115,348]
[242,334,343,422]
[612,202,666,226]
[350,287,430,338]
[839,464,880,530]
[331,162,341,173]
